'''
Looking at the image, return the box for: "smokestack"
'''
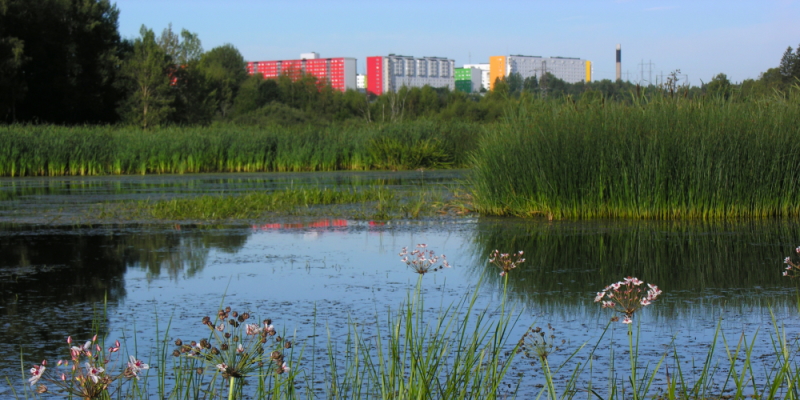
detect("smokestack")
[615,44,621,81]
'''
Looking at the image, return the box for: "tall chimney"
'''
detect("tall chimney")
[616,44,621,81]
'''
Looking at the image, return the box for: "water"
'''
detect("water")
[1,171,799,398]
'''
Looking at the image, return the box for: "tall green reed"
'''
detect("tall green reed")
[470,92,800,219]
[0,121,481,177]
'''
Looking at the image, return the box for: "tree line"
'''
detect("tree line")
[1,0,798,127]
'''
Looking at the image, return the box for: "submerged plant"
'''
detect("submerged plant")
[594,276,662,324]
[27,335,146,399]
[399,243,451,274]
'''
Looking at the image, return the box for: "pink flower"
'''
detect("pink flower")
[108,340,120,353]
[622,316,632,324]
[85,363,104,383]
[594,292,605,302]
[28,363,45,386]
[216,363,228,372]
[127,356,149,378]
[216,323,225,331]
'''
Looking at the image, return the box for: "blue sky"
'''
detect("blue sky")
[113,0,800,86]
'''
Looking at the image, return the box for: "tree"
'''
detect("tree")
[779,46,796,81]
[0,0,122,123]
[117,26,174,129]
[523,75,539,94]
[705,73,732,99]
[506,72,523,97]
[197,44,247,119]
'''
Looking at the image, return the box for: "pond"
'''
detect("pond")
[1,171,799,398]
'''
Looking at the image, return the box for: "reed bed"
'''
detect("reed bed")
[0,121,482,177]
[470,93,800,219]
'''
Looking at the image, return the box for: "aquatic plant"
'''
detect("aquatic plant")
[26,334,147,399]
[398,243,450,275]
[171,306,293,400]
[594,276,662,324]
[488,249,525,277]
[782,246,800,278]
[470,95,800,219]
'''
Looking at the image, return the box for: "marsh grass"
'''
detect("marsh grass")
[93,184,461,221]
[0,121,482,177]
[470,91,800,219]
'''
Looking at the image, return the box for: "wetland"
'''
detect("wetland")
[2,170,800,399]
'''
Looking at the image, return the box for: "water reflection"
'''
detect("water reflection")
[470,218,800,313]
[0,225,249,370]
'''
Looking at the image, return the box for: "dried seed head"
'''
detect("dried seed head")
[37,385,48,394]
[196,368,203,375]
[232,311,238,318]
[172,350,180,357]
[221,343,229,351]
[284,341,292,349]
[211,347,220,355]
[202,316,210,324]
[241,312,250,320]
[224,333,231,339]
[237,315,245,322]
[225,307,231,313]
[174,338,183,346]
[276,336,282,342]
[270,351,282,360]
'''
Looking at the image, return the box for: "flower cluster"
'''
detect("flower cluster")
[27,334,147,399]
[783,246,800,278]
[489,250,525,276]
[594,277,662,324]
[399,244,451,275]
[518,324,565,362]
[173,306,291,380]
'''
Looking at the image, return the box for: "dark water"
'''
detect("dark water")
[1,171,799,397]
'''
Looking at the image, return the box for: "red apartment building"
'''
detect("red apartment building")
[246,53,357,92]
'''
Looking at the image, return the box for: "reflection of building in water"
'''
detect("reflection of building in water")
[252,219,348,231]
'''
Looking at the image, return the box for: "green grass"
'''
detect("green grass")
[0,121,483,177]
[93,184,462,221]
[470,91,800,219]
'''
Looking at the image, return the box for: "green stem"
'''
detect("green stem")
[228,376,236,400]
[542,356,557,400]
[628,321,637,400]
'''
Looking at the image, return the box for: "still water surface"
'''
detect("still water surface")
[1,171,799,397]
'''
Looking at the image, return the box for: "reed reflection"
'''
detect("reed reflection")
[470,219,800,319]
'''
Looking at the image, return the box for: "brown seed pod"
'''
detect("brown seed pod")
[174,339,183,346]
[221,343,229,351]
[196,368,204,375]
[232,311,238,318]
[172,350,181,357]
[284,341,292,349]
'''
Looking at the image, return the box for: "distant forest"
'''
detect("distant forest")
[1,0,799,127]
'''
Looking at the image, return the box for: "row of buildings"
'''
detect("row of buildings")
[245,52,592,95]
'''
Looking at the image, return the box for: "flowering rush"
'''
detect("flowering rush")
[594,277,662,324]
[488,250,525,276]
[782,246,800,278]
[399,244,451,274]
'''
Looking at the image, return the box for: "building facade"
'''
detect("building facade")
[366,55,455,95]
[246,54,357,92]
[489,55,592,90]
[455,68,483,93]
[463,63,490,91]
